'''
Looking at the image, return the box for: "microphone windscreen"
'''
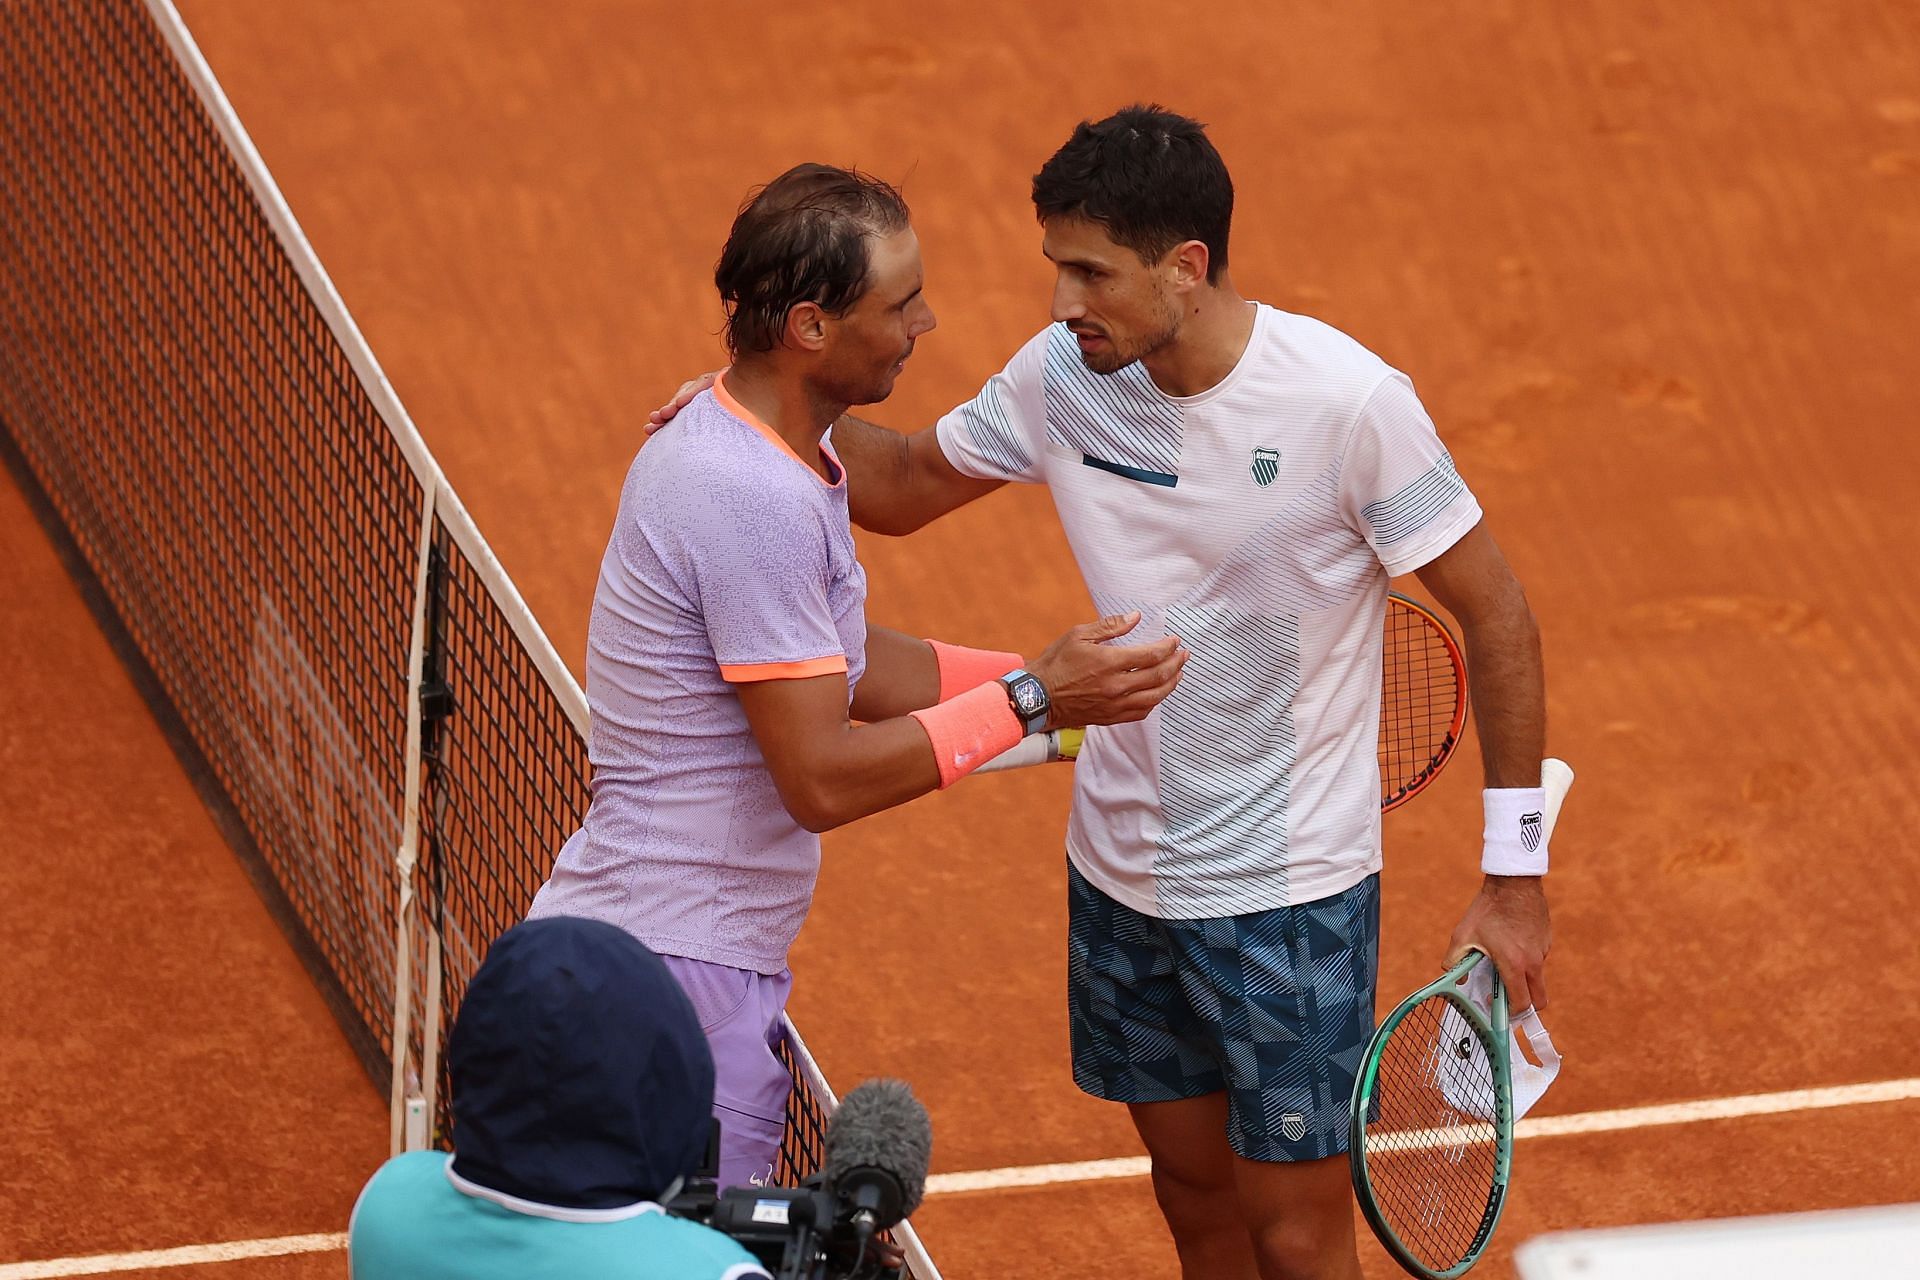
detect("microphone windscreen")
[822,1078,933,1217]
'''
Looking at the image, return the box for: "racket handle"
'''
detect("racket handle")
[973,727,1084,774]
[1539,757,1575,842]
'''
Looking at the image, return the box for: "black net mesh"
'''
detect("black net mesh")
[0,0,419,1054]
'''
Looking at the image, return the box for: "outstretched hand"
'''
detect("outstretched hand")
[1029,612,1188,731]
[1447,876,1551,1014]
[645,370,722,434]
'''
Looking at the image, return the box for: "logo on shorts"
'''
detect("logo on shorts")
[1520,810,1543,852]
[1251,446,1281,487]
[1280,1111,1307,1142]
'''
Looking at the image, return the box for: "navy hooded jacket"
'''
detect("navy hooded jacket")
[446,916,715,1207]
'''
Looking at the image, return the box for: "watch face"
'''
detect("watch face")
[1015,681,1045,713]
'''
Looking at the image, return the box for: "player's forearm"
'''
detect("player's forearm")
[852,627,941,720]
[743,648,1029,832]
[831,414,931,535]
[1458,585,1546,790]
[1413,523,1546,789]
[836,414,1003,536]
[774,717,944,833]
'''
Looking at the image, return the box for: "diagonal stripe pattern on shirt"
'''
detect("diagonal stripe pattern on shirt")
[1362,452,1465,546]
[1042,325,1184,477]
[1189,464,1380,616]
[950,375,1034,478]
[1142,464,1381,915]
[1155,605,1301,916]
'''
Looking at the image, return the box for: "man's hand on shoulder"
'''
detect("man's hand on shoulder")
[646,370,721,434]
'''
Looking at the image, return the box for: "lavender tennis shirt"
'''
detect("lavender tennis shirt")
[527,378,868,973]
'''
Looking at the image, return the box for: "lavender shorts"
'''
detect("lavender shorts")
[658,953,794,1190]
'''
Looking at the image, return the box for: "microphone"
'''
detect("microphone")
[821,1078,932,1259]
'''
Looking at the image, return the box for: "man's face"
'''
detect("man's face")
[821,226,936,407]
[1042,216,1183,375]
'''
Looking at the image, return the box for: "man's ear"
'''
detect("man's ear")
[1167,240,1211,293]
[784,301,830,352]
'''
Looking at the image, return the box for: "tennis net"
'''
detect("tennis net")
[0,3,923,1269]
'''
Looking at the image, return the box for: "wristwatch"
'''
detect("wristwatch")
[997,668,1051,736]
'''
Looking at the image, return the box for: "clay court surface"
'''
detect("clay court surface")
[5,1,1919,1276]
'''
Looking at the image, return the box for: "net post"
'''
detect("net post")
[385,917,414,1158]
[896,1219,945,1280]
[388,481,439,1155]
[403,1095,429,1152]
[418,925,445,1145]
[414,525,459,1146]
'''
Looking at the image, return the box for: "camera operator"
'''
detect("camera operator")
[348,917,771,1280]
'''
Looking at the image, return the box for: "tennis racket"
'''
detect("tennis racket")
[1380,592,1469,812]
[978,593,1468,811]
[1348,757,1574,1278]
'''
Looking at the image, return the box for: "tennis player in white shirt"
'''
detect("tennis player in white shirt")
[650,105,1551,1280]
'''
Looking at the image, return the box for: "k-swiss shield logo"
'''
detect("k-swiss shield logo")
[1280,1111,1307,1142]
[1520,810,1543,853]
[1251,446,1281,487]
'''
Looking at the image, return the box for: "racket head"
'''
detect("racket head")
[1349,950,1514,1278]
[1380,593,1469,812]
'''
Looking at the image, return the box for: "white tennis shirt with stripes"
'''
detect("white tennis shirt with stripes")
[936,305,1482,917]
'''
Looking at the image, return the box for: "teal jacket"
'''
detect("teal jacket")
[350,1151,766,1280]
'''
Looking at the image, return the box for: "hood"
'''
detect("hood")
[446,917,714,1208]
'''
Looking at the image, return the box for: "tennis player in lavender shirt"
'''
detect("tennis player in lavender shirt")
[528,164,1188,1189]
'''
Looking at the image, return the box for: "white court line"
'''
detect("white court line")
[0,1234,346,1279]
[921,1076,1920,1195]
[5,1078,1917,1276]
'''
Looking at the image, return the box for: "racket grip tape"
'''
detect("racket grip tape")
[973,728,1083,774]
[1539,758,1574,841]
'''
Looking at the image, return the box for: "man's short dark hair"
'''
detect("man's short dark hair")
[1031,105,1233,282]
[715,163,911,357]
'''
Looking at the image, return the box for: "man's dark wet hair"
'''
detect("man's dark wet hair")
[1031,104,1233,283]
[714,163,911,357]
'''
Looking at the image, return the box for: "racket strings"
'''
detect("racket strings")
[1380,599,1464,810]
[1363,996,1502,1269]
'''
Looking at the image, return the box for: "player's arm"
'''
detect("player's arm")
[738,613,1186,834]
[837,332,1049,532]
[1414,520,1553,1012]
[1338,373,1552,1008]
[1414,521,1544,787]
[825,414,1003,536]
[647,379,1001,534]
[851,626,1035,722]
[849,626,942,722]
[737,673,942,832]
[645,335,1044,534]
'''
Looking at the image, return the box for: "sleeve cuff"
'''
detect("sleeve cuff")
[933,415,993,480]
[1379,503,1483,577]
[718,655,848,683]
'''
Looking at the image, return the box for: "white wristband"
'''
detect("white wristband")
[1482,786,1550,875]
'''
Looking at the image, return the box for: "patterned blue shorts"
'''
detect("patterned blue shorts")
[1067,860,1381,1162]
